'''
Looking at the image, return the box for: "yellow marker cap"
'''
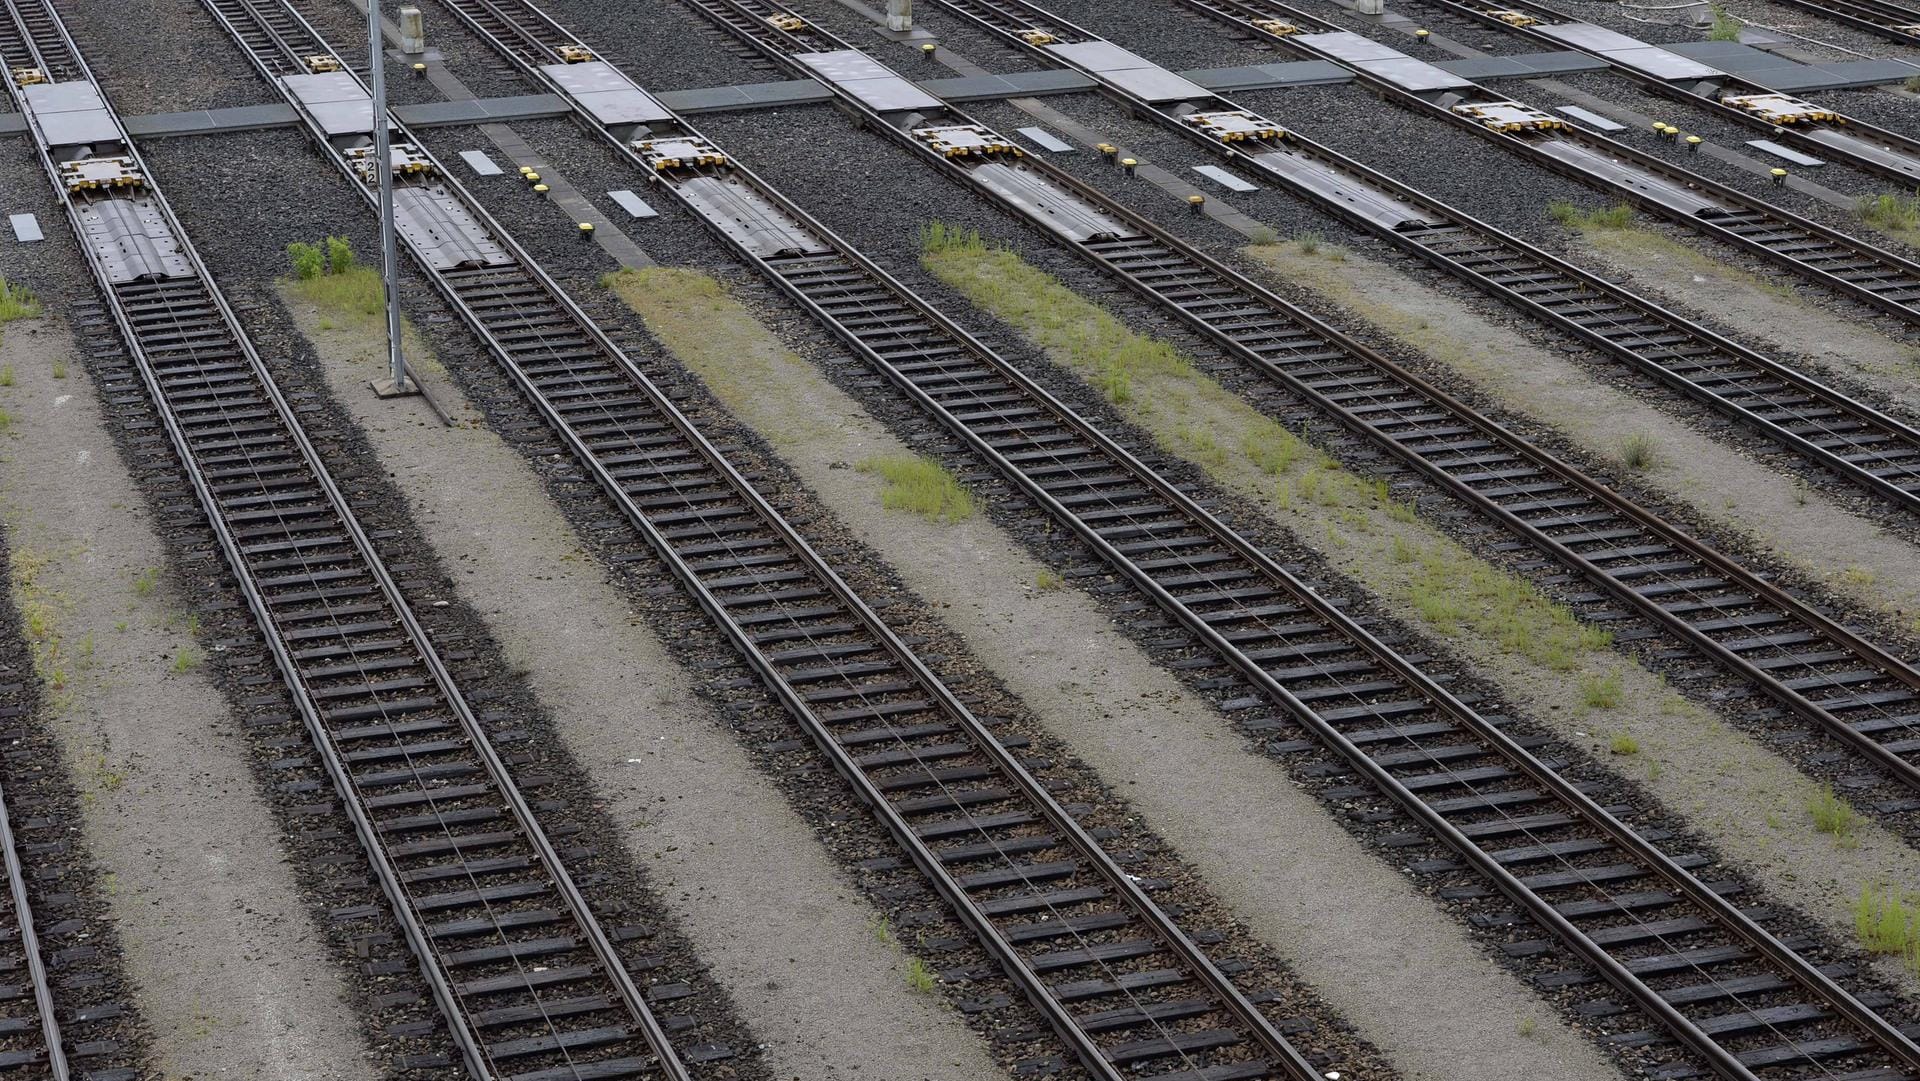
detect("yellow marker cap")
[533,183,551,193]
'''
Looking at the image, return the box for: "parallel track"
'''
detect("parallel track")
[1179,0,1920,319]
[1765,0,1920,46]
[443,0,1920,1074]
[199,1,1344,1078]
[1379,0,1920,184]
[665,0,1920,812]
[9,3,697,1078]
[934,0,1920,511]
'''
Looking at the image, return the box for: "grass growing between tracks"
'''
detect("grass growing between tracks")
[602,266,981,525]
[856,454,975,523]
[1548,201,1636,231]
[921,224,1615,676]
[1856,885,1920,975]
[0,277,42,347]
[1857,193,1920,249]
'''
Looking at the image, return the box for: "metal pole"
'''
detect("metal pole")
[368,0,412,395]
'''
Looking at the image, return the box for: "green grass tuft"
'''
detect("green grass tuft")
[1583,671,1625,709]
[1707,3,1742,41]
[1621,432,1659,470]
[920,220,988,255]
[1857,192,1920,233]
[0,278,43,337]
[1549,201,1635,230]
[1608,733,1639,755]
[1035,569,1063,590]
[1856,885,1920,973]
[857,454,975,522]
[1809,785,1862,846]
[287,241,324,281]
[904,957,937,993]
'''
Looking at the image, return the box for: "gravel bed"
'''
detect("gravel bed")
[56,0,271,113]
[1,123,766,1078]
[428,56,1920,1069]
[1558,0,1920,62]
[794,0,1057,74]
[531,0,790,89]
[287,0,533,103]
[400,112,1397,1079]
[0,539,151,1078]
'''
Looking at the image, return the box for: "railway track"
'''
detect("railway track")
[639,0,1920,816]
[1373,0,1920,186]
[1764,0,1920,46]
[926,0,1920,507]
[190,1,1356,1078]
[380,0,1920,1073]
[6,2,704,1078]
[1164,0,1920,320]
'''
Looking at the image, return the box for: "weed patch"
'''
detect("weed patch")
[857,454,975,522]
[1855,884,1920,973]
[1549,201,1635,231]
[1582,671,1625,709]
[1809,786,1862,846]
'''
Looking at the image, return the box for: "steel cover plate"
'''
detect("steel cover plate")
[10,214,43,243]
[968,161,1137,243]
[794,50,941,112]
[23,81,119,146]
[392,186,512,270]
[1294,31,1406,63]
[1353,56,1473,91]
[1018,126,1074,152]
[1045,40,1208,102]
[1193,164,1258,193]
[675,175,829,258]
[539,61,674,125]
[283,72,375,136]
[1246,148,1440,230]
[1537,23,1721,80]
[1533,141,1726,216]
[1802,128,1920,180]
[77,197,190,283]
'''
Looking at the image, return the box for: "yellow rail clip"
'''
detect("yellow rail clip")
[1018,29,1057,45]
[11,66,46,87]
[1486,9,1539,25]
[1253,18,1299,34]
[558,44,594,63]
[766,13,807,31]
[304,54,342,73]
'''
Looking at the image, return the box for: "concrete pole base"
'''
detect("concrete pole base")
[398,6,426,53]
[1351,0,1384,13]
[887,0,912,31]
[369,375,420,399]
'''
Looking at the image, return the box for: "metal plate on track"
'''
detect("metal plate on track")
[968,161,1136,243]
[281,71,376,136]
[609,189,658,219]
[1045,40,1209,103]
[1246,148,1440,230]
[1533,140,1726,216]
[1556,104,1625,131]
[78,197,190,282]
[1746,139,1825,167]
[1800,128,1920,181]
[22,81,119,147]
[1294,33,1473,91]
[1294,31,1405,63]
[1536,23,1721,80]
[675,175,828,258]
[539,61,674,125]
[9,214,43,243]
[794,50,941,112]
[1018,126,1073,152]
[392,186,512,270]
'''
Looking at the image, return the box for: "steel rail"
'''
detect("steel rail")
[201,2,1338,1077]
[15,3,696,1078]
[633,0,1920,816]
[1152,0,1920,323]
[457,0,1920,1073]
[1381,0,1920,185]
[928,0,1920,512]
[1765,0,1920,45]
[0,13,76,1078]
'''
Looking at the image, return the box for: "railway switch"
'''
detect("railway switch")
[914,124,1018,158]
[558,44,594,63]
[766,13,807,30]
[1017,29,1057,45]
[1452,100,1564,133]
[11,66,45,87]
[1184,110,1283,143]
[632,135,727,172]
[304,54,342,73]
[1252,17,1299,34]
[346,143,433,185]
[58,156,142,193]
[1720,92,1840,125]
[1486,8,1540,25]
